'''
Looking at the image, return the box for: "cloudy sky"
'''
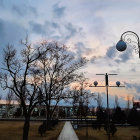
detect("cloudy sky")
[1,0,140,107]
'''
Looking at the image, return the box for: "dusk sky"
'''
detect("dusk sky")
[1,0,140,108]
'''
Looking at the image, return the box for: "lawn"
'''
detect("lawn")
[0,121,64,140]
[75,126,140,140]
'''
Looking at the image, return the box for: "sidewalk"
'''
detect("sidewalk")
[57,121,79,140]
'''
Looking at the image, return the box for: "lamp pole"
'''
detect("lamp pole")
[105,73,109,115]
[105,73,110,139]
[98,73,117,140]
[116,31,140,58]
[90,73,124,140]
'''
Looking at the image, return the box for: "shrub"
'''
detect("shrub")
[38,121,47,137]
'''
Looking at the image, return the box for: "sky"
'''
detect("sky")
[1,0,140,108]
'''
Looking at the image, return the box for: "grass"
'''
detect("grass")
[0,121,64,140]
[72,116,97,119]
[75,126,140,140]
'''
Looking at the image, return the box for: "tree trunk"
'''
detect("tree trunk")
[46,105,52,130]
[46,105,50,121]
[23,116,30,140]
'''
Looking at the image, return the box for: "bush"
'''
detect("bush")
[38,121,47,137]
[14,108,22,118]
[51,119,58,127]
[104,123,117,136]
[92,121,101,130]
[96,107,107,124]
[127,108,139,125]
[112,107,126,124]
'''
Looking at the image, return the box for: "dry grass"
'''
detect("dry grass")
[0,121,64,140]
[75,126,140,140]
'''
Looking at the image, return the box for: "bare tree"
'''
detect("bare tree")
[37,41,87,122]
[132,96,134,106]
[0,38,48,140]
[115,95,119,108]
[71,86,79,117]
[126,95,131,111]
[96,93,102,108]
[70,78,93,121]
[0,39,87,140]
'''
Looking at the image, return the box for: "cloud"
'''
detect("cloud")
[105,45,116,59]
[90,56,97,63]
[29,22,46,35]
[0,19,5,42]
[12,4,37,17]
[119,50,132,62]
[65,23,79,40]
[107,45,133,64]
[29,20,82,41]
[0,0,4,7]
[129,67,136,72]
[0,18,27,100]
[53,3,66,18]
[29,21,59,37]
[12,5,25,16]
[124,82,140,94]
[75,42,93,58]
[90,17,107,39]
[114,47,133,64]
[89,45,117,65]
[0,18,27,49]
[104,45,133,64]
[110,68,120,74]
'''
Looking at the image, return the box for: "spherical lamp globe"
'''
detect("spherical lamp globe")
[94,81,98,87]
[116,40,127,52]
[116,81,120,87]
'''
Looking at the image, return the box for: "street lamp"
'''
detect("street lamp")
[90,73,124,140]
[116,31,140,58]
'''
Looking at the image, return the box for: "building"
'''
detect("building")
[0,100,74,118]
[0,100,19,118]
[133,101,140,111]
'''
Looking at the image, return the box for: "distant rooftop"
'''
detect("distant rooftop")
[0,100,19,105]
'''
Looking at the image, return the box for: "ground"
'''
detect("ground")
[58,121,79,140]
[1,121,140,140]
[0,121,64,140]
[75,126,140,140]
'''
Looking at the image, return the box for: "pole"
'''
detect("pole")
[105,73,110,140]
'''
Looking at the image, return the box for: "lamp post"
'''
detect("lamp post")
[116,31,140,58]
[90,73,124,140]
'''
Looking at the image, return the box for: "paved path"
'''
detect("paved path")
[57,121,79,140]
